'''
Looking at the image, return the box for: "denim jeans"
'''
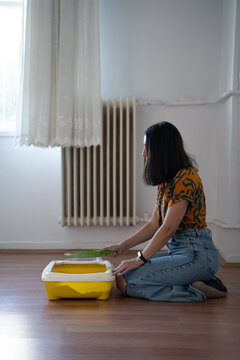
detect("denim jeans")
[123,228,220,302]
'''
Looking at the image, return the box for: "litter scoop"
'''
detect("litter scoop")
[64,249,114,258]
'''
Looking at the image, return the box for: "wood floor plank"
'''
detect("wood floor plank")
[0,253,239,360]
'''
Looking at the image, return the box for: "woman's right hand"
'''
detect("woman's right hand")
[102,244,124,257]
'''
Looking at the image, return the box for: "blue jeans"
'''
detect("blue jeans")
[123,228,220,302]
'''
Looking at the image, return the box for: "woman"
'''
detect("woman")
[104,122,227,302]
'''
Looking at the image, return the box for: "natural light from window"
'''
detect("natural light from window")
[0,0,22,134]
[0,313,35,360]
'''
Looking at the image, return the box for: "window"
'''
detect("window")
[0,0,22,135]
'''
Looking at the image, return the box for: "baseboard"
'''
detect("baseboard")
[0,241,144,251]
[220,259,240,267]
[1,248,239,267]
[0,248,138,254]
[0,242,104,250]
[217,245,240,265]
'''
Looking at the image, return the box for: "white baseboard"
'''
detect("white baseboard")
[0,242,85,250]
[0,241,169,251]
[0,230,239,263]
[208,223,240,263]
[217,245,240,263]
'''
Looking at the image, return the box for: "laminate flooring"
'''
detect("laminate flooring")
[0,253,239,360]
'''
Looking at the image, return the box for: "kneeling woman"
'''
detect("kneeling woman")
[104,121,227,302]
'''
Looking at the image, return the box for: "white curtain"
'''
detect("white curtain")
[16,0,102,147]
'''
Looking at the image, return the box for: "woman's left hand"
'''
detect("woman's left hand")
[112,258,143,275]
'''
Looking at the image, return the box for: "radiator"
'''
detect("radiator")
[61,99,137,226]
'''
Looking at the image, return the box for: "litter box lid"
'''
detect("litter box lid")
[41,259,115,282]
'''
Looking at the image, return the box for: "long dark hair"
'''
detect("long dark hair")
[143,121,198,186]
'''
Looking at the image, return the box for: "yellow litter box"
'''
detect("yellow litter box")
[41,259,115,300]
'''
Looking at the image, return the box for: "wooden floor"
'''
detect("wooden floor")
[0,253,240,360]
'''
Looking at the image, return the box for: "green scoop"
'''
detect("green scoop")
[64,249,114,258]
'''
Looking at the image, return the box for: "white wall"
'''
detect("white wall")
[0,138,141,249]
[212,0,240,262]
[100,0,222,100]
[0,0,239,261]
[100,0,222,220]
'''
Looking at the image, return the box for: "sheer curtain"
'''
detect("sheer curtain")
[16,0,102,147]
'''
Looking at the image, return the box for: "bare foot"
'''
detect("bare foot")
[115,274,125,294]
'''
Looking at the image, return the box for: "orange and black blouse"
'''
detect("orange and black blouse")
[156,168,207,232]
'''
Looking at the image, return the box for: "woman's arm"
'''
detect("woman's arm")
[103,206,160,256]
[120,206,160,250]
[141,199,189,260]
[112,199,189,275]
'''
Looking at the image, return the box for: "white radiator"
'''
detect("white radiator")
[61,99,137,226]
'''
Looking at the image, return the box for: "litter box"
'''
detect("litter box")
[41,259,115,300]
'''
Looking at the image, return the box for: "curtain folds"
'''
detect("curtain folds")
[16,0,102,147]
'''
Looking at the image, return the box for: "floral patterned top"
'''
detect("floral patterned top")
[156,168,207,232]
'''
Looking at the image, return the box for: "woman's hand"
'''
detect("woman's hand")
[102,244,123,257]
[112,258,143,275]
